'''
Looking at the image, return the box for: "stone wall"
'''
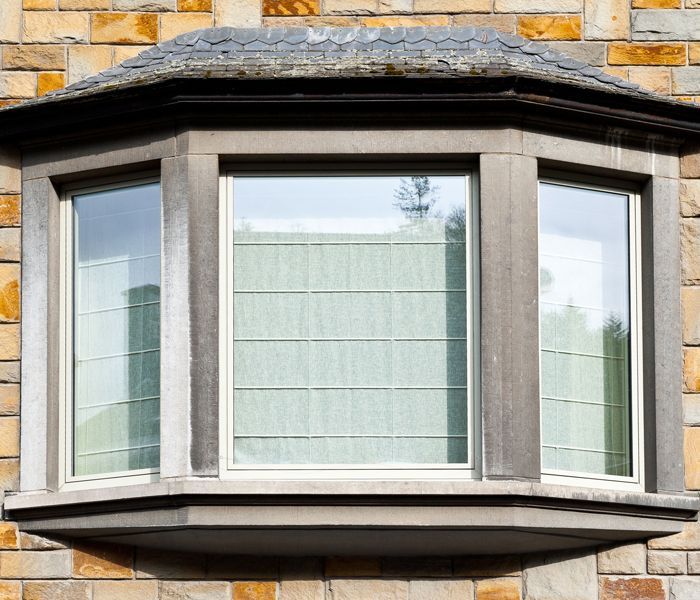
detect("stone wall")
[1,1,700,599]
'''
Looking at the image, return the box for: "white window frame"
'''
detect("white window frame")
[538,176,644,492]
[219,169,481,480]
[58,176,161,491]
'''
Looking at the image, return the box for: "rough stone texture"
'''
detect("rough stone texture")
[413,0,492,12]
[585,0,629,40]
[22,12,89,43]
[682,144,700,178]
[0,417,19,457]
[59,0,111,8]
[650,521,700,550]
[495,0,581,12]
[23,0,56,8]
[682,219,700,284]
[0,550,71,578]
[687,551,700,573]
[113,0,177,9]
[327,579,411,599]
[682,180,700,217]
[215,0,261,26]
[0,325,19,361]
[634,0,680,5]
[325,557,382,576]
[517,15,582,39]
[685,348,700,392]
[453,13,517,30]
[67,45,112,85]
[22,581,91,600]
[670,577,700,599]
[409,579,473,600]
[161,581,231,600]
[0,385,19,416]
[37,72,64,96]
[453,555,521,576]
[691,43,700,65]
[2,46,65,71]
[0,524,17,550]
[262,0,321,16]
[547,41,606,65]
[0,363,19,384]
[93,580,159,600]
[91,13,159,44]
[324,0,384,13]
[685,426,700,489]
[18,532,68,551]
[179,0,213,10]
[161,13,214,38]
[136,548,207,579]
[475,578,522,600]
[647,550,687,574]
[233,582,277,600]
[0,0,22,44]
[72,541,133,578]
[672,67,700,95]
[279,579,325,600]
[608,42,686,64]
[0,150,20,195]
[0,582,20,600]
[628,66,670,93]
[0,458,19,491]
[633,9,700,40]
[600,577,667,600]
[0,264,20,323]
[0,73,36,99]
[523,551,597,599]
[683,287,700,345]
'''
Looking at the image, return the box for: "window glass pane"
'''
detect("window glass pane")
[72,182,160,477]
[539,181,632,478]
[232,175,469,465]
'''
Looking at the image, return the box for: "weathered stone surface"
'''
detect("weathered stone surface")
[161,12,213,39]
[264,15,360,25]
[0,0,21,44]
[599,577,666,600]
[409,579,473,600]
[495,0,580,12]
[0,523,17,549]
[454,555,521,577]
[685,426,700,489]
[0,150,20,196]
[685,394,700,425]
[523,551,596,600]
[38,72,65,96]
[279,579,324,600]
[72,540,133,578]
[329,579,409,600]
[0,384,19,416]
[382,557,452,576]
[0,325,20,361]
[23,0,55,8]
[67,45,112,85]
[650,520,700,550]
[633,0,680,6]
[3,45,65,71]
[608,42,686,64]
[19,532,69,551]
[113,45,144,64]
[23,12,89,43]
[685,348,700,391]
[0,417,19,457]
[546,41,606,65]
[0,458,19,492]
[0,582,20,600]
[585,0,629,40]
[378,0,412,13]
[22,581,90,600]
[262,0,320,16]
[207,556,278,579]
[112,0,177,9]
[682,219,700,284]
[476,578,521,600]
[682,180,700,218]
[673,67,700,95]
[628,67,670,93]
[690,43,700,64]
[413,0,491,12]
[91,13,158,44]
[325,557,381,577]
[161,581,229,600]
[633,9,700,40]
[687,551,700,573]
[0,264,20,323]
[684,287,700,345]
[0,362,19,384]
[0,197,19,228]
[136,548,206,579]
[0,550,71,578]
[233,582,277,600]
[362,15,450,25]
[93,581,159,600]
[670,577,700,600]
[59,0,111,8]
[215,0,261,26]
[178,0,212,8]
[453,13,516,30]
[517,15,582,40]
[0,72,36,99]
[324,0,381,14]
[682,143,700,178]
[647,550,687,574]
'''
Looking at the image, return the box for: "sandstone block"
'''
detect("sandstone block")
[585,0,629,40]
[685,394,700,425]
[691,43,700,64]
[22,581,90,600]
[0,149,20,195]
[2,45,66,71]
[409,579,473,600]
[328,579,409,600]
[670,577,700,600]
[113,46,144,65]
[0,325,20,361]
[325,557,381,577]
[215,0,261,26]
[452,13,516,31]
[523,551,596,600]
[0,72,37,99]
[0,0,22,44]
[178,0,213,9]
[517,15,582,40]
[233,582,277,600]
[23,12,89,43]
[59,0,111,8]
[650,520,700,550]
[598,544,646,575]
[67,45,112,85]
[0,582,20,600]
[161,13,214,39]
[475,578,521,600]
[0,417,19,457]
[136,548,206,579]
[495,0,580,12]
[262,0,320,15]
[72,540,133,578]
[687,551,700,573]
[0,550,71,578]
[685,348,700,391]
[23,0,55,7]
[381,557,452,576]
[673,67,700,95]
[633,9,700,41]
[160,582,230,600]
[684,287,700,345]
[378,0,412,13]
[688,0,700,6]
[599,577,666,600]
[0,362,19,384]
[324,0,379,14]
[363,15,449,26]
[0,197,19,227]
[280,579,324,600]
[264,15,360,25]
[682,180,700,218]
[0,458,19,492]
[19,532,69,551]
[0,384,19,416]
[38,72,65,96]
[608,43,686,64]
[112,0,177,9]
[547,41,606,65]
[454,555,521,576]
[682,219,700,284]
[94,580,159,600]
[0,523,17,549]
[0,264,20,323]
[628,67,671,94]
[633,0,680,6]
[682,143,700,178]
[91,13,158,44]
[685,426,700,489]
[207,556,278,579]
[647,550,687,574]
[413,0,491,12]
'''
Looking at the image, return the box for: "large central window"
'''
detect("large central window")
[222,172,476,474]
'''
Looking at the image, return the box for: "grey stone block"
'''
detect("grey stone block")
[633,9,700,41]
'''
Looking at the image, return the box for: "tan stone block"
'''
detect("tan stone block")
[684,287,700,345]
[328,579,409,600]
[0,264,20,323]
[517,15,582,40]
[0,325,19,361]
[2,45,65,71]
[23,0,55,7]
[378,0,412,13]
[0,582,20,600]
[113,0,176,9]
[59,0,111,8]
[584,0,629,40]
[215,0,261,26]
[682,219,700,284]
[688,551,700,573]
[325,557,381,577]
[38,72,65,96]
[691,44,700,65]
[160,582,230,600]
[0,363,19,384]
[685,348,700,391]
[22,581,90,600]
[683,143,700,178]
[113,45,145,64]
[362,15,450,25]
[413,0,491,13]
[608,43,686,65]
[0,523,17,549]
[0,150,20,196]
[632,0,680,6]
[67,45,112,84]
[263,15,359,25]
[599,577,666,600]
[262,0,320,15]
[279,579,324,600]
[323,0,377,15]
[160,12,213,40]
[0,384,19,416]
[0,72,37,99]
[688,0,700,6]
[453,13,517,31]
[647,550,686,574]
[0,458,19,492]
[91,13,158,44]
[178,0,212,10]
[72,541,133,579]
[682,180,700,218]
[685,394,700,425]
[476,578,521,600]
[93,580,159,600]
[0,550,72,578]
[233,582,277,600]
[19,532,69,551]
[136,547,206,579]
[0,417,19,457]
[686,426,700,489]
[628,67,671,93]
[0,0,22,44]
[495,0,581,12]
[602,66,629,79]
[23,12,89,43]
[409,579,473,600]
[650,520,700,549]
[454,555,521,577]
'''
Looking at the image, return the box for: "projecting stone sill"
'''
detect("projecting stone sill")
[5,481,698,556]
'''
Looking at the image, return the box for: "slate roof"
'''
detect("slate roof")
[43,26,653,101]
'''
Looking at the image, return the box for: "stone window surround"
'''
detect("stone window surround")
[5,122,698,555]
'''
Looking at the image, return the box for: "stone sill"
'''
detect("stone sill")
[4,481,698,556]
